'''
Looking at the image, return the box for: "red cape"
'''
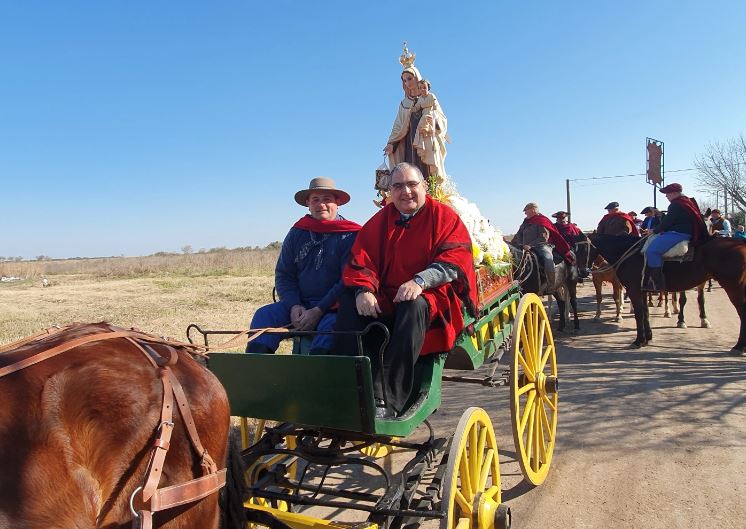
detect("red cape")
[293,215,361,233]
[671,196,707,243]
[554,221,582,240]
[598,212,640,236]
[343,196,477,356]
[525,214,571,254]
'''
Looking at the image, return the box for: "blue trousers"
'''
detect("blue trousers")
[247,302,336,352]
[645,231,691,267]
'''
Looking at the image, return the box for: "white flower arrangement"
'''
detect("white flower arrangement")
[435,176,513,276]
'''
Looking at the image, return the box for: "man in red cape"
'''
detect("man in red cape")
[513,203,575,290]
[246,177,361,355]
[334,163,477,418]
[597,202,640,236]
[552,211,582,243]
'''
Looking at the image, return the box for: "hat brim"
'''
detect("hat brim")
[294,187,350,206]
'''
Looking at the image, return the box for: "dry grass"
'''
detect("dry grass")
[0,274,277,349]
[0,248,279,279]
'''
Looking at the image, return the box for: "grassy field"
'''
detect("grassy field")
[0,249,280,348]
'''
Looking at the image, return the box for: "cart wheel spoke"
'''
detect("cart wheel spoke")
[440,408,502,529]
[510,293,558,486]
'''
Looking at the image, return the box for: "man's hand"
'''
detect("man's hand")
[296,306,323,331]
[290,305,305,328]
[356,291,382,318]
[393,280,423,303]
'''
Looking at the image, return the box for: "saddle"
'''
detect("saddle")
[641,234,695,262]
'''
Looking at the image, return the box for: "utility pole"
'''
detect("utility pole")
[724,186,729,217]
[566,179,572,221]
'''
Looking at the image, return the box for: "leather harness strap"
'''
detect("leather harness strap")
[0,327,228,529]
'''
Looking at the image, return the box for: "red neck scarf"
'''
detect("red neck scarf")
[293,215,361,233]
[525,214,571,254]
[599,211,640,235]
[671,196,706,243]
[554,221,582,239]
[344,196,477,356]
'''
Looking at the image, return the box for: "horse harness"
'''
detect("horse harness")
[0,325,226,529]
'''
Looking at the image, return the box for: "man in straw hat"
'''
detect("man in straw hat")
[334,162,476,419]
[643,183,708,291]
[512,202,575,289]
[245,177,361,355]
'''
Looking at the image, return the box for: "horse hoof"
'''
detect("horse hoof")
[663,313,670,318]
[613,317,621,323]
[673,309,679,314]
[629,340,647,349]
[648,302,654,307]
[677,322,687,329]
[593,317,601,323]
[701,320,711,329]
[728,348,745,356]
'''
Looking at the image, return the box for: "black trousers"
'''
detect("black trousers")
[334,290,430,413]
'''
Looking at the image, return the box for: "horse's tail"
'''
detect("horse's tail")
[220,428,247,529]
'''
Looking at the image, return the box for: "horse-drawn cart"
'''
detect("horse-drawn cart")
[188,269,559,529]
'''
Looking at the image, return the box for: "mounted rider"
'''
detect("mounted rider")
[551,210,582,244]
[643,182,709,292]
[513,203,575,291]
[596,202,639,236]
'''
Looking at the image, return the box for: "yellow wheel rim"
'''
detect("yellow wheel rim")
[510,293,558,486]
[440,407,503,529]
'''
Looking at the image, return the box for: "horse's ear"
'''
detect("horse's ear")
[704,207,712,218]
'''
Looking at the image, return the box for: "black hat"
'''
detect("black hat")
[551,211,568,219]
[640,206,654,214]
[604,201,619,210]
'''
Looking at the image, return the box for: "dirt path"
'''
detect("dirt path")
[445,281,746,528]
[298,282,746,528]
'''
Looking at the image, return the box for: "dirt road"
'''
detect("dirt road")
[438,281,746,528]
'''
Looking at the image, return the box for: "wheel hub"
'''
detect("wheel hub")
[473,488,511,529]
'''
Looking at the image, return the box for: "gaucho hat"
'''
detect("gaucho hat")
[604,201,619,210]
[294,177,350,206]
[659,182,683,193]
[551,211,568,219]
[640,206,654,214]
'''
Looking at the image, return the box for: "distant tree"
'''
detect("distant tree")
[35,255,50,261]
[209,246,227,253]
[197,248,206,253]
[14,256,23,262]
[694,134,746,211]
[181,245,193,254]
[264,241,282,250]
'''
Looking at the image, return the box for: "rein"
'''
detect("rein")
[589,235,648,275]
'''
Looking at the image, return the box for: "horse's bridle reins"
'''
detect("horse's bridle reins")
[588,235,649,275]
[0,325,226,529]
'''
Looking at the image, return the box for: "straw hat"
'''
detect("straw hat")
[294,177,350,206]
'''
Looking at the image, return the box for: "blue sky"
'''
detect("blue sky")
[2,1,744,259]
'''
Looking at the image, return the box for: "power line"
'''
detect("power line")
[569,167,697,182]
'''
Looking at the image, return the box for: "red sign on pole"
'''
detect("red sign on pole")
[646,138,663,186]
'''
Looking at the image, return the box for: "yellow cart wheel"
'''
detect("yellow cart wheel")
[440,407,511,529]
[509,293,558,486]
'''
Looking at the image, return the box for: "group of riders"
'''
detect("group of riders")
[244,169,720,419]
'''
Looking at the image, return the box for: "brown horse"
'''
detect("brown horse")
[591,255,625,323]
[0,322,245,529]
[589,235,746,352]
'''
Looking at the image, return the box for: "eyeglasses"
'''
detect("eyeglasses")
[389,180,422,192]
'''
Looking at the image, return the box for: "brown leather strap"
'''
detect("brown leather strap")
[0,331,145,379]
[140,369,175,502]
[150,469,227,511]
[0,324,68,353]
[206,326,292,352]
[166,370,217,475]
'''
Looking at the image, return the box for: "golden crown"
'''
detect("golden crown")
[399,41,416,69]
